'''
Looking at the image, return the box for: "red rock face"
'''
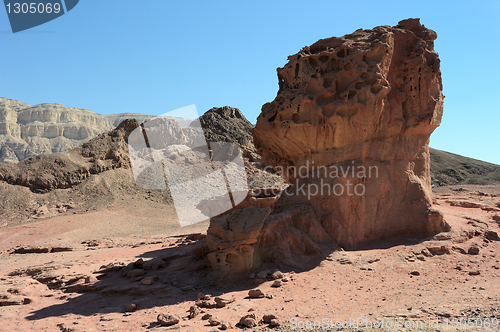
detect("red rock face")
[253,18,449,249]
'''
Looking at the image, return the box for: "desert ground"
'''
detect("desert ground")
[1,184,499,332]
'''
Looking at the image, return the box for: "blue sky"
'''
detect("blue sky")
[1,1,499,164]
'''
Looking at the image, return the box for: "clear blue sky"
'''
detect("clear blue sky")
[1,1,499,164]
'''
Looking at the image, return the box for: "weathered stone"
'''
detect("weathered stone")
[157,313,180,326]
[206,206,271,284]
[239,313,258,327]
[253,18,448,250]
[188,305,201,319]
[426,243,451,255]
[125,304,136,312]
[84,275,97,283]
[220,320,232,330]
[141,277,154,285]
[0,296,26,306]
[270,270,284,279]
[263,314,278,324]
[208,316,221,326]
[468,244,480,255]
[214,295,236,308]
[248,289,265,298]
[121,262,135,277]
[485,230,499,241]
[126,269,146,278]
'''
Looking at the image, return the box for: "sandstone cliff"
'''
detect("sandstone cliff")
[0,97,154,164]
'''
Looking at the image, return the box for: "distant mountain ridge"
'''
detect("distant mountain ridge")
[0,97,154,163]
[1,97,499,189]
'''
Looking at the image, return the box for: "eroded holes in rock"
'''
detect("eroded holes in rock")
[319,54,330,63]
[357,90,368,104]
[364,77,376,85]
[371,83,382,94]
[322,105,335,117]
[306,79,323,95]
[323,76,333,89]
[336,71,358,94]
[309,57,318,67]
[360,72,369,80]
[335,105,351,117]
[316,91,336,106]
[337,48,349,58]
[295,63,300,78]
[268,112,278,122]
[330,57,341,71]
[355,81,365,90]
[348,90,357,100]
[362,46,385,64]
[292,113,300,122]
[343,63,352,70]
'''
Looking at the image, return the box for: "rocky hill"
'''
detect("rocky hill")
[430,148,500,187]
[0,97,154,163]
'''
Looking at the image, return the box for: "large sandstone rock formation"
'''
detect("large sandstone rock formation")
[0,98,154,164]
[205,19,450,283]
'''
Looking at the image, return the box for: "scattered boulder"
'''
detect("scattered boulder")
[188,305,201,319]
[0,296,27,306]
[157,313,180,326]
[450,201,483,208]
[208,316,221,326]
[468,244,481,255]
[205,206,271,284]
[272,280,282,287]
[270,270,284,279]
[426,243,451,255]
[141,277,154,285]
[239,313,258,328]
[248,289,265,298]
[12,246,50,254]
[125,304,136,312]
[220,320,232,330]
[263,314,278,324]
[126,269,146,278]
[84,275,97,283]
[469,270,481,276]
[485,230,499,241]
[214,295,236,308]
[121,262,135,277]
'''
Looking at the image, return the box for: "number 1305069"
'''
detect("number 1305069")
[5,2,61,14]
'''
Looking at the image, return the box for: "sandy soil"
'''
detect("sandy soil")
[1,185,500,332]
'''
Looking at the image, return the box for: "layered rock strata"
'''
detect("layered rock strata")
[0,98,153,163]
